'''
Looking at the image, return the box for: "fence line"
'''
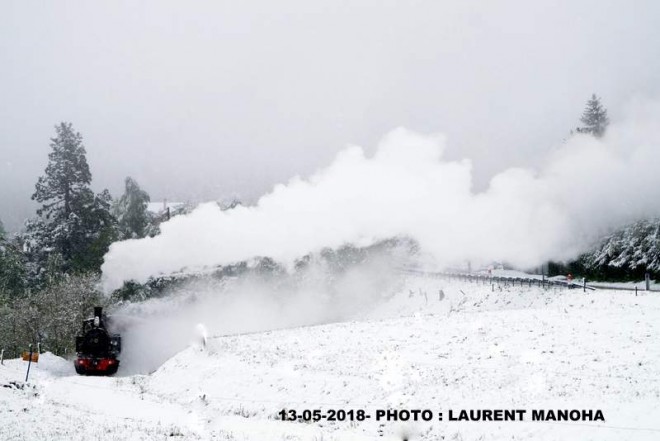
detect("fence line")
[399,268,640,292]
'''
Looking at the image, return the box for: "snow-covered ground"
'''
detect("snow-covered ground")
[587,280,659,291]
[2,275,659,440]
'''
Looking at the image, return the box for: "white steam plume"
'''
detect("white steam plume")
[111,255,401,374]
[102,99,660,291]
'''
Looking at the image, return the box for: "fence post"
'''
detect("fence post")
[583,278,586,293]
[25,344,33,382]
[1,348,4,365]
[635,286,638,296]
[541,265,545,285]
[646,273,651,291]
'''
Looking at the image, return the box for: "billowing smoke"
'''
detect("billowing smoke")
[102,98,660,292]
[110,249,403,374]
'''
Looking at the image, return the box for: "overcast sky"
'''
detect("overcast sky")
[1,0,659,231]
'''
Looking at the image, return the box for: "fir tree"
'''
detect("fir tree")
[577,94,609,138]
[27,122,117,278]
[113,177,152,239]
[33,123,91,220]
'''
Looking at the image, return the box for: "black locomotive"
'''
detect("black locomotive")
[74,306,121,375]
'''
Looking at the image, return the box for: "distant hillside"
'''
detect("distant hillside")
[582,218,660,280]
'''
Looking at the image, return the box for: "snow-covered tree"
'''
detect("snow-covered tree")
[0,273,104,356]
[0,218,27,300]
[219,198,242,211]
[0,301,21,357]
[34,273,105,355]
[0,221,28,355]
[70,188,118,272]
[33,123,91,219]
[0,239,27,299]
[113,177,152,239]
[576,94,609,138]
[584,218,660,279]
[26,123,117,278]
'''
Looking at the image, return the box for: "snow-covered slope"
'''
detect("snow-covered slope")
[2,275,659,440]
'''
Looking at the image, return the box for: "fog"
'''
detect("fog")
[2,0,660,232]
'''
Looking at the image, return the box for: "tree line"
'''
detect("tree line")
[0,123,166,357]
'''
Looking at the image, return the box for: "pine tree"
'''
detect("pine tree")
[577,94,609,138]
[113,177,152,239]
[27,122,117,278]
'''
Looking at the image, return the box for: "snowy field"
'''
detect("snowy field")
[1,275,659,440]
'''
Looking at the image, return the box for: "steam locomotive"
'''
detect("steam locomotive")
[74,306,121,375]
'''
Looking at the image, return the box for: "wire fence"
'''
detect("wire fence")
[399,268,660,293]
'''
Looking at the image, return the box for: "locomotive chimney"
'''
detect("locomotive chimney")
[94,306,103,318]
